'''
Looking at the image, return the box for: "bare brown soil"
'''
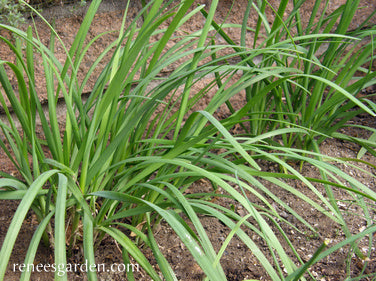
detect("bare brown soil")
[1,1,376,280]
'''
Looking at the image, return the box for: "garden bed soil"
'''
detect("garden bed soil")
[1,0,376,280]
[1,123,376,281]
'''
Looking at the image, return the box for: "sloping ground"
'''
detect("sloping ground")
[1,0,375,107]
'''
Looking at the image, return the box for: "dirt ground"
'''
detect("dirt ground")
[1,0,376,280]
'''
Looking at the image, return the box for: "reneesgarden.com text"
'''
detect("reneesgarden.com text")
[13,261,139,277]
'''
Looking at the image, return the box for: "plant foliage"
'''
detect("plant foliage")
[0,0,375,280]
